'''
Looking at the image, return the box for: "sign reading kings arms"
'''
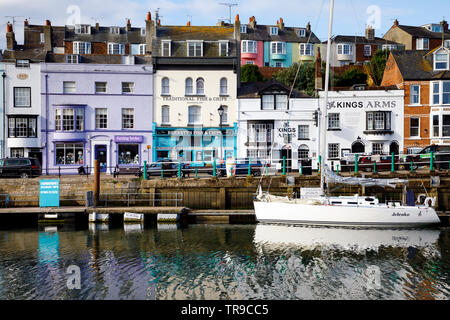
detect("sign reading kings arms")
[327,100,397,109]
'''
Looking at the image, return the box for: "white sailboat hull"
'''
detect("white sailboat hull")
[254,200,441,227]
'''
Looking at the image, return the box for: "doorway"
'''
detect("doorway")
[281,147,292,172]
[94,145,107,172]
[28,149,43,167]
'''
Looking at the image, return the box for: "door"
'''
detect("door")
[28,150,42,167]
[94,145,107,172]
[281,147,292,172]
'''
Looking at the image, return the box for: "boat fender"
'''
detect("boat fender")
[417,194,427,205]
[424,197,436,208]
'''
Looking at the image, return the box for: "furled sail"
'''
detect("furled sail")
[323,165,408,189]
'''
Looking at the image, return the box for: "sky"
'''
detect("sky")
[0,0,449,50]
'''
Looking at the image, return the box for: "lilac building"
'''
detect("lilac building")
[41,63,153,174]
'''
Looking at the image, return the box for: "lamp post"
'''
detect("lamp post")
[218,105,225,161]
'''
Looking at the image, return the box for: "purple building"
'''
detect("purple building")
[41,63,153,174]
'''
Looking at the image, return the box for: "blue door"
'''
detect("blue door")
[95,145,107,172]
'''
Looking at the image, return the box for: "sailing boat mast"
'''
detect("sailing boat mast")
[320,0,335,194]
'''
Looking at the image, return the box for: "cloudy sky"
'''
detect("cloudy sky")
[0,0,449,50]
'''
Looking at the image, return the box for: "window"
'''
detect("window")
[382,44,397,51]
[433,115,440,137]
[432,81,450,104]
[298,145,309,160]
[141,28,146,36]
[10,148,24,158]
[8,116,37,138]
[240,25,247,33]
[364,45,372,57]
[275,62,283,67]
[435,52,449,70]
[270,27,278,35]
[187,41,203,57]
[110,27,120,34]
[95,82,107,94]
[328,143,340,159]
[63,81,76,94]
[248,123,273,144]
[443,115,450,137]
[220,106,228,124]
[433,82,440,104]
[139,44,147,55]
[56,143,84,165]
[95,108,107,129]
[55,108,84,132]
[13,87,31,107]
[73,42,91,54]
[122,109,134,129]
[416,38,429,50]
[328,113,340,129]
[16,59,30,68]
[161,41,171,56]
[188,106,201,125]
[410,118,420,137]
[298,125,309,140]
[220,78,228,96]
[262,95,275,110]
[297,29,306,37]
[299,43,313,56]
[246,61,255,65]
[76,109,84,131]
[219,41,229,57]
[108,43,125,55]
[443,82,450,104]
[337,44,353,55]
[62,109,74,131]
[122,82,134,93]
[366,111,391,131]
[75,25,91,34]
[196,78,205,95]
[410,85,420,104]
[161,77,170,95]
[276,95,288,110]
[118,144,140,165]
[242,40,257,54]
[66,54,79,64]
[271,42,286,55]
[161,106,170,125]
[185,78,193,95]
[372,143,384,155]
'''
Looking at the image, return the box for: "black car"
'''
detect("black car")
[402,145,450,170]
[144,160,190,178]
[0,158,42,178]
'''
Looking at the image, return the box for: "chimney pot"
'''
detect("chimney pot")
[24,19,29,27]
[235,14,240,23]
[394,19,399,27]
[6,22,12,33]
[187,21,191,27]
[147,12,151,21]
[45,20,51,26]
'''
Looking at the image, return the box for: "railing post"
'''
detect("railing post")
[300,164,303,176]
[161,166,164,179]
[430,151,434,171]
[373,162,377,173]
[178,160,182,179]
[391,153,395,173]
[354,154,358,173]
[195,168,198,179]
[58,166,61,178]
[282,156,286,176]
[213,159,217,177]
[318,155,322,173]
[248,158,252,177]
[337,164,339,175]
[144,161,147,180]
[411,161,414,173]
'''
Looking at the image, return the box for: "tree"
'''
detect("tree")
[334,68,368,87]
[275,62,322,97]
[368,49,390,86]
[241,64,264,83]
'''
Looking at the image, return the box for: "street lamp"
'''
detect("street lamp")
[218,105,225,161]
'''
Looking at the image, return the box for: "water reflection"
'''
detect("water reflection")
[0,224,447,300]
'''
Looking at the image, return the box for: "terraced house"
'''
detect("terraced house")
[151,15,240,165]
[239,16,321,68]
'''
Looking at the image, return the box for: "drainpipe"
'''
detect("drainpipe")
[2,72,6,159]
[45,72,49,175]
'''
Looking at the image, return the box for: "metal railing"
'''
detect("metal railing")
[99,192,183,208]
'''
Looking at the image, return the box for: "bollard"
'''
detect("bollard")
[143,161,147,180]
[248,158,252,177]
[282,157,286,176]
[391,153,395,172]
[195,168,198,179]
[430,152,434,171]
[178,160,182,179]
[373,162,377,173]
[354,154,358,173]
[213,160,217,178]
[411,161,414,173]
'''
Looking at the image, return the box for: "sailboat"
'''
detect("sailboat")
[253,0,441,228]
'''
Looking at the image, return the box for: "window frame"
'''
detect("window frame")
[298,125,309,140]
[122,82,134,94]
[434,51,449,71]
[328,143,340,160]
[55,107,85,132]
[187,41,203,57]
[410,117,420,138]
[240,25,247,34]
[416,38,429,50]
[271,42,286,55]
[328,113,340,130]
[161,40,171,57]
[337,43,353,55]
[196,78,205,95]
[242,40,258,54]
[261,94,289,110]
[73,41,91,55]
[107,43,125,55]
[161,106,170,125]
[15,59,30,68]
[8,115,38,138]
[95,108,108,129]
[121,108,134,129]
[366,111,392,132]
[410,85,421,105]
[219,41,229,57]
[13,87,31,108]
[364,45,372,57]
[220,78,228,96]
[185,78,194,95]
[74,24,91,35]
[161,77,170,95]
[270,27,279,35]
[95,82,107,94]
[188,106,201,125]
[299,43,314,56]
[63,81,76,94]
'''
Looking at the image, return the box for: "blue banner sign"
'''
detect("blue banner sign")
[39,180,60,208]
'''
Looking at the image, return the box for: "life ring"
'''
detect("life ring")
[424,197,436,208]
[417,194,427,205]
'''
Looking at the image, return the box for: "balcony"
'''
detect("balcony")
[337,53,354,61]
[271,53,287,60]
[242,52,258,60]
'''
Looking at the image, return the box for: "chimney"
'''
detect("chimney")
[43,19,52,52]
[249,16,257,29]
[95,22,100,31]
[441,20,449,31]
[234,14,241,40]
[315,47,323,92]
[6,22,16,50]
[187,21,191,27]
[127,19,131,31]
[157,19,161,26]
[24,19,29,28]
[365,26,375,40]
[145,12,155,54]
[278,18,285,31]
[306,22,311,32]
[393,19,399,27]
[234,14,242,89]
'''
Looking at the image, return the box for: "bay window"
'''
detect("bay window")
[271,42,286,55]
[431,81,450,105]
[337,44,353,55]
[55,108,84,132]
[242,40,257,54]
[299,43,314,56]
[8,116,37,138]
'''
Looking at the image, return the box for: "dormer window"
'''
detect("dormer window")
[161,40,171,56]
[416,38,429,50]
[270,27,278,35]
[240,25,247,33]
[297,29,306,37]
[16,59,30,68]
[187,41,203,57]
[219,41,229,57]
[141,28,146,36]
[110,27,120,34]
[75,24,91,35]
[434,50,449,71]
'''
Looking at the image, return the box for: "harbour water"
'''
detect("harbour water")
[0,222,448,300]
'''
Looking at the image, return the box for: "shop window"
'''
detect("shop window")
[118,144,140,165]
[55,143,84,165]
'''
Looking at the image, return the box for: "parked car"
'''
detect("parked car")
[358,154,399,172]
[0,158,42,178]
[142,159,190,178]
[401,145,450,170]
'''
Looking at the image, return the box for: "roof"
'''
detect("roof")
[156,26,235,41]
[241,24,321,43]
[395,25,450,39]
[1,48,48,62]
[325,35,402,46]
[238,79,310,98]
[392,50,450,80]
